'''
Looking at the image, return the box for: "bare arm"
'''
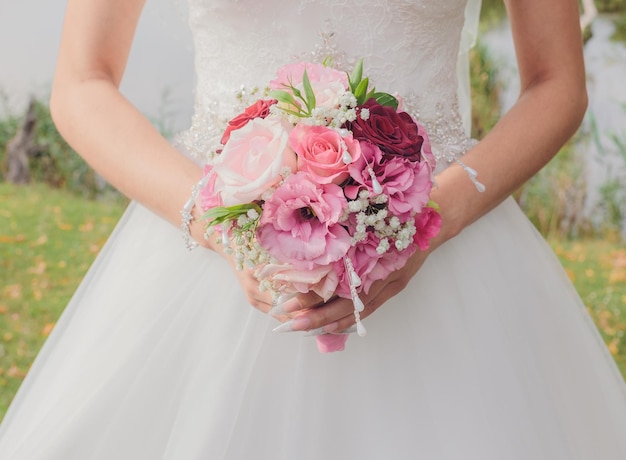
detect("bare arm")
[285,0,587,332]
[51,0,278,311]
[51,0,203,228]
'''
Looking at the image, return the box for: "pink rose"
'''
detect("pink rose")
[221,99,277,145]
[271,62,348,110]
[255,263,339,302]
[270,62,348,90]
[290,125,361,185]
[212,116,297,206]
[257,172,350,270]
[413,207,442,251]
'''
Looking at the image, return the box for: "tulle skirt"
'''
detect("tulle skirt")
[1,197,626,459]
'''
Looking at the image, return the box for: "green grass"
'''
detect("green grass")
[0,183,127,420]
[551,239,626,376]
[0,183,625,422]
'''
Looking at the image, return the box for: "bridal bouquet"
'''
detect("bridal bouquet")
[197,60,441,352]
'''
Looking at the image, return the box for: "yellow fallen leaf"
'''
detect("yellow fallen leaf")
[57,222,73,231]
[28,260,47,275]
[31,234,48,246]
[3,333,13,342]
[0,305,7,314]
[608,338,620,356]
[585,269,595,278]
[0,234,26,243]
[565,268,575,282]
[3,284,22,300]
[7,365,26,379]
[609,270,626,284]
[41,323,55,337]
[79,220,95,232]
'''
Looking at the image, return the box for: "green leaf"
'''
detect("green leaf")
[354,77,370,105]
[426,200,440,212]
[202,203,262,227]
[371,92,399,109]
[301,69,316,112]
[269,89,298,107]
[349,59,364,93]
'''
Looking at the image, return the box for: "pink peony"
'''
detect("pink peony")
[290,125,361,185]
[212,116,297,206]
[257,172,350,270]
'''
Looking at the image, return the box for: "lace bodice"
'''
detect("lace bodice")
[179,0,476,168]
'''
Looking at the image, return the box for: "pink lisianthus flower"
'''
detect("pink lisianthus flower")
[257,172,350,270]
[270,62,349,110]
[413,206,442,251]
[290,125,361,185]
[198,164,223,211]
[333,233,383,298]
[221,99,277,145]
[334,232,417,298]
[212,116,297,206]
[346,141,433,220]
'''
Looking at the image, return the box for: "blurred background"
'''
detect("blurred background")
[1,0,625,421]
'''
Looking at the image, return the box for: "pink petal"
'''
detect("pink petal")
[316,334,350,353]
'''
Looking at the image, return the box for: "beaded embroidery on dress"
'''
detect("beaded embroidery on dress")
[1,1,626,459]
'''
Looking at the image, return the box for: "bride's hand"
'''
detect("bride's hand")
[272,247,432,334]
[193,217,319,320]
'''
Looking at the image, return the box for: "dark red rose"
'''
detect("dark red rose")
[349,99,424,162]
[221,99,277,145]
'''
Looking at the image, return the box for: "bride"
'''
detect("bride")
[1,0,626,458]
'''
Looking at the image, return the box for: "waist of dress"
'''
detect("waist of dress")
[174,96,477,169]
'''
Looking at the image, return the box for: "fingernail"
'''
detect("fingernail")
[303,322,339,337]
[303,327,325,337]
[281,298,302,313]
[341,325,358,334]
[277,292,298,304]
[272,316,311,333]
[268,304,286,317]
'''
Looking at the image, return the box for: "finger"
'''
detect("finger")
[274,290,329,314]
[274,296,354,332]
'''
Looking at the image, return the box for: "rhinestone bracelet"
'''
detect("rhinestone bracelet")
[180,175,210,250]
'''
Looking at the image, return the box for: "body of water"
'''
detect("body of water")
[484,16,626,231]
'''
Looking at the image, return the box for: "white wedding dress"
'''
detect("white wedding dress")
[1,1,626,458]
